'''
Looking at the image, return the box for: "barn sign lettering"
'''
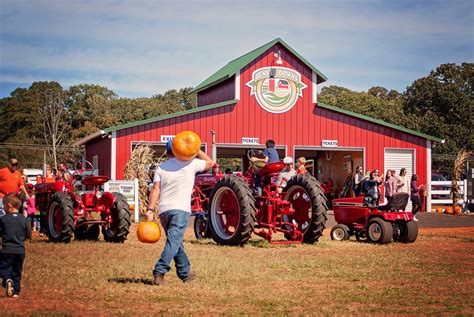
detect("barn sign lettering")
[160,135,175,142]
[242,137,259,144]
[246,66,307,114]
[322,140,338,147]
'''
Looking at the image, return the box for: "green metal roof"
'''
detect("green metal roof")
[103,99,239,133]
[190,38,328,94]
[318,102,443,142]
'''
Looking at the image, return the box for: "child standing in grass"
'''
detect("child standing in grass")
[0,193,31,298]
[26,184,39,232]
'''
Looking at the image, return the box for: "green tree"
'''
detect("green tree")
[403,63,474,154]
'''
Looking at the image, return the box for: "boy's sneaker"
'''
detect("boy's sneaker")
[153,274,165,286]
[6,279,14,297]
[12,294,19,298]
[413,215,419,222]
[183,271,196,284]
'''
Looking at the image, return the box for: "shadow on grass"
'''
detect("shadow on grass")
[108,277,154,285]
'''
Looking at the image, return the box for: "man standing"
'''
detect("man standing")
[58,163,71,182]
[146,149,214,285]
[0,158,30,217]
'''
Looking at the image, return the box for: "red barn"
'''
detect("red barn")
[75,38,442,211]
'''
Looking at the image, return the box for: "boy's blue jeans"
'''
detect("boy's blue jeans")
[153,210,191,281]
[0,252,25,295]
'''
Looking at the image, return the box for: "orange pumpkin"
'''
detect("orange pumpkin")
[436,207,443,213]
[172,131,201,161]
[454,206,462,215]
[445,207,453,214]
[137,221,161,243]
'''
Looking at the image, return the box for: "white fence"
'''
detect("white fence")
[431,180,467,206]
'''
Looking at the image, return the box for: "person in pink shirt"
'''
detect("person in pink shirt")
[384,170,397,204]
[26,185,39,231]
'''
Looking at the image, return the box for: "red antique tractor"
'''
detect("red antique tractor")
[191,150,328,245]
[331,193,418,244]
[35,161,131,243]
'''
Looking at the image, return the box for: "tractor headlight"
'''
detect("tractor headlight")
[96,191,103,199]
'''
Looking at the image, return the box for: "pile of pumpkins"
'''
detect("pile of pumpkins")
[434,205,463,215]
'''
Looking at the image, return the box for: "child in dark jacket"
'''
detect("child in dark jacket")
[0,193,31,298]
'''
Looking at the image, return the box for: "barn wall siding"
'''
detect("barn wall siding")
[85,137,111,178]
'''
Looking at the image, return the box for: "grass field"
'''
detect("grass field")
[1,223,473,316]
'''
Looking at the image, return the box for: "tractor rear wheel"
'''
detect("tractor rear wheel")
[367,218,393,244]
[46,192,75,243]
[330,224,350,241]
[396,221,418,243]
[102,193,131,243]
[208,176,256,245]
[283,174,328,243]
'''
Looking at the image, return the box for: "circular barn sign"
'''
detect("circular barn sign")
[246,67,307,113]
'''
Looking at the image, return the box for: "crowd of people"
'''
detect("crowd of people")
[352,166,422,220]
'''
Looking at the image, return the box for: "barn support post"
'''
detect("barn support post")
[211,129,217,162]
[427,140,432,212]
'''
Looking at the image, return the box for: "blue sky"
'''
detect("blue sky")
[0,0,473,98]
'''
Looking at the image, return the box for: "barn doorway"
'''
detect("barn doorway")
[294,147,364,203]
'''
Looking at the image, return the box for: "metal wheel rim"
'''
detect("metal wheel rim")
[210,187,240,240]
[48,202,61,239]
[332,227,346,240]
[368,222,382,241]
[283,185,312,233]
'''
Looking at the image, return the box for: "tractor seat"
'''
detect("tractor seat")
[378,192,409,211]
[258,162,285,177]
[81,176,110,186]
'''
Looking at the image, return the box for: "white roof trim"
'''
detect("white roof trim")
[72,130,106,146]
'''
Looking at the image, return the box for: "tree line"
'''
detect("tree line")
[0,62,472,174]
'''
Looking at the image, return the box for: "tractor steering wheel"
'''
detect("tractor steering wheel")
[75,160,94,171]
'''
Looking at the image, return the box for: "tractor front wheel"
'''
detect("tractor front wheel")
[367,218,393,244]
[193,215,210,240]
[396,221,418,243]
[46,192,75,243]
[102,193,131,243]
[330,224,350,241]
[208,176,256,245]
[283,174,328,243]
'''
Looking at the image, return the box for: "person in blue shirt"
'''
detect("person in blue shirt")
[250,139,280,165]
[250,139,280,195]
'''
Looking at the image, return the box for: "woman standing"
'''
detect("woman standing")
[396,168,409,194]
[353,166,363,197]
[410,174,422,221]
[384,170,397,204]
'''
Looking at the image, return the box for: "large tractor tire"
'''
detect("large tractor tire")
[208,176,256,246]
[283,174,328,243]
[102,193,131,243]
[46,192,75,243]
[367,218,393,244]
[396,221,418,243]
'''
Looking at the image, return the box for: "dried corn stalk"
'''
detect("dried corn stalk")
[452,149,472,207]
[124,144,155,215]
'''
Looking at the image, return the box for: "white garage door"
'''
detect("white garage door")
[384,149,415,211]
